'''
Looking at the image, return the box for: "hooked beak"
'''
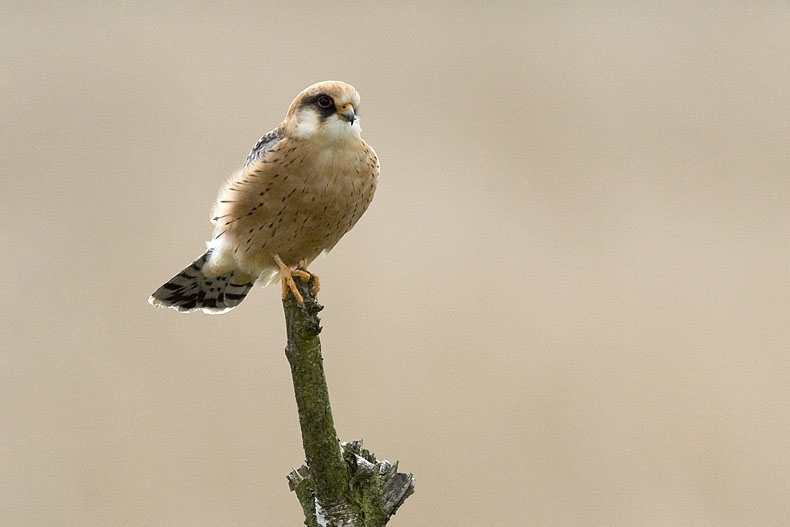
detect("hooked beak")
[338,103,356,125]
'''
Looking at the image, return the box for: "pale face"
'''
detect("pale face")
[292,105,362,142]
[285,81,363,143]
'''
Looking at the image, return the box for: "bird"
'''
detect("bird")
[149,81,379,314]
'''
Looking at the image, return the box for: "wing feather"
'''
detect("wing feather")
[244,126,284,166]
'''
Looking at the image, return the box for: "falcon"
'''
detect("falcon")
[149,81,379,313]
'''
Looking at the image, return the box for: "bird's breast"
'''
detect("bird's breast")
[211,138,379,276]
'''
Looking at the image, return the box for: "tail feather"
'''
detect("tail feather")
[149,251,255,314]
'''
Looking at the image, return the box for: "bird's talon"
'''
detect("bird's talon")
[292,269,311,281]
[295,260,320,296]
[274,255,318,305]
[310,273,321,297]
[281,273,305,305]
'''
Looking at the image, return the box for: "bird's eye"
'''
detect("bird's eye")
[316,95,333,108]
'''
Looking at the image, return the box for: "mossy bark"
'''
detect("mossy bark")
[282,273,414,526]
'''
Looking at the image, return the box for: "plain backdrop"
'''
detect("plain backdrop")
[3,2,790,525]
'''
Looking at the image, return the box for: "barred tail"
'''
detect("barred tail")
[149,251,255,314]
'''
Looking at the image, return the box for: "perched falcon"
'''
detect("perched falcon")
[149,81,379,313]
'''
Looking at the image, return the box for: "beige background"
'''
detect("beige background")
[3,2,790,525]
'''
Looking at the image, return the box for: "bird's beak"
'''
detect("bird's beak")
[338,103,356,125]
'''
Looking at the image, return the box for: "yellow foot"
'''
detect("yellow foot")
[297,260,320,297]
[274,255,315,305]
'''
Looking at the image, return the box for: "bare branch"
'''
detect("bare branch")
[282,274,414,526]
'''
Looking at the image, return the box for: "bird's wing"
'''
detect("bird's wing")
[244,126,285,167]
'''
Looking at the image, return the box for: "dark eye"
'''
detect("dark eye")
[316,95,333,108]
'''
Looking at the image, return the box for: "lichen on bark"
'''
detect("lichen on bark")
[282,273,414,526]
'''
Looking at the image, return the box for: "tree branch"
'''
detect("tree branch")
[282,273,415,526]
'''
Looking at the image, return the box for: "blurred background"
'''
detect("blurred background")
[3,2,790,525]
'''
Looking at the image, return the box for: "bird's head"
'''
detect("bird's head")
[283,81,363,142]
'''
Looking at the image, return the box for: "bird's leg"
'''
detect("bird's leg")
[274,255,312,305]
[297,259,320,297]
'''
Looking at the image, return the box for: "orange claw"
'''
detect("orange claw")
[297,259,320,297]
[274,255,315,305]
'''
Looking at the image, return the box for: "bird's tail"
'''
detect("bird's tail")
[149,251,255,314]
